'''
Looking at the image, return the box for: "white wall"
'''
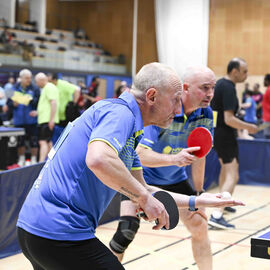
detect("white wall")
[155,0,209,77]
[0,0,16,28]
[29,0,46,34]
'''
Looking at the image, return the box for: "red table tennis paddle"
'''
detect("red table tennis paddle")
[187,127,212,158]
[136,191,179,230]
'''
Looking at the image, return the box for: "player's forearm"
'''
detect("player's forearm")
[49,100,57,123]
[225,113,253,130]
[191,158,206,192]
[73,88,80,103]
[86,141,149,204]
[241,102,251,109]
[137,146,175,167]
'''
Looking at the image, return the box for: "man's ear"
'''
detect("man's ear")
[183,83,189,93]
[145,88,157,104]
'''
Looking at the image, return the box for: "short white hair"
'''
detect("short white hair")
[19,69,32,78]
[131,62,180,97]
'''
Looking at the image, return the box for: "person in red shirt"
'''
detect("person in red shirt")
[262,74,270,139]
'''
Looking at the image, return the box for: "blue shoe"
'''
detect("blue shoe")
[208,215,235,229]
[224,206,236,213]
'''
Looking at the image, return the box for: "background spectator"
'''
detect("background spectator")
[252,83,263,122]
[4,77,15,99]
[7,69,40,166]
[34,73,59,161]
[84,76,101,109]
[114,81,128,98]
[242,82,251,103]
[239,90,257,139]
[262,74,270,139]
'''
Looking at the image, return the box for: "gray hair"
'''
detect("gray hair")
[19,69,32,78]
[131,62,180,98]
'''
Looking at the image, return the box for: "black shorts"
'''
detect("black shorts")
[121,180,196,201]
[214,128,238,164]
[17,228,125,270]
[16,124,38,148]
[38,123,53,142]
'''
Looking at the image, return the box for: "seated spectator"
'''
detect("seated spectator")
[22,40,35,64]
[59,33,65,41]
[39,40,47,49]
[0,28,12,44]
[74,28,86,39]
[0,28,14,53]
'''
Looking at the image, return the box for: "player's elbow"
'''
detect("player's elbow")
[86,154,105,172]
[224,115,233,126]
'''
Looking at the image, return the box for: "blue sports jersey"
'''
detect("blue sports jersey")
[17,91,144,241]
[244,97,257,124]
[140,105,214,185]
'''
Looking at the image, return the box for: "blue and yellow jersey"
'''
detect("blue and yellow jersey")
[140,105,214,185]
[17,91,144,241]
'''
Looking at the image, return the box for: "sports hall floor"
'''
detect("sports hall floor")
[0,184,269,270]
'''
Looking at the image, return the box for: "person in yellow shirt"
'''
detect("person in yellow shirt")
[31,73,59,162]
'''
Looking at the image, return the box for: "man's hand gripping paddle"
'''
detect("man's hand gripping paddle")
[187,127,213,158]
[136,191,179,230]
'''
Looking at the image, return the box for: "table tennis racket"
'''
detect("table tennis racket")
[257,122,270,132]
[136,190,179,230]
[187,127,212,158]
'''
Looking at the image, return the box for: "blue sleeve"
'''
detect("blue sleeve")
[89,104,135,155]
[246,97,252,104]
[139,125,162,149]
[31,86,40,109]
[131,151,142,170]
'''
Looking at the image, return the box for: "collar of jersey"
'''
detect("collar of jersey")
[174,103,203,121]
[118,91,144,134]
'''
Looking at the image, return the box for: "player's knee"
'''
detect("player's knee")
[109,216,140,254]
[30,136,38,148]
[188,214,208,237]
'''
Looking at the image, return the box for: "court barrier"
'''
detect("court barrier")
[1,138,269,259]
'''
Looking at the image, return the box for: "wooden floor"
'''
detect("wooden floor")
[1,184,270,270]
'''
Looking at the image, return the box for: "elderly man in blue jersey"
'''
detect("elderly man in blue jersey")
[17,63,243,270]
[110,66,216,270]
[7,69,40,166]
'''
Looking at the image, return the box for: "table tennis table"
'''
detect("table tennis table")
[0,127,25,169]
[0,126,25,137]
[251,228,270,259]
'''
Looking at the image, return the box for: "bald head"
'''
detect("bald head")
[182,66,215,84]
[131,62,181,98]
[181,65,216,113]
[35,72,48,88]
